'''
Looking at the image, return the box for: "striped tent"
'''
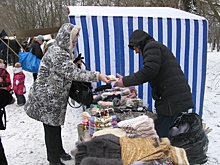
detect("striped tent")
[68,6,208,116]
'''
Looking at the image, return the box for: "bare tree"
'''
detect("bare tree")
[0,0,220,51]
[0,0,77,35]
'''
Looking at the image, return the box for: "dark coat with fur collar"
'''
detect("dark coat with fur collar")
[124,30,194,116]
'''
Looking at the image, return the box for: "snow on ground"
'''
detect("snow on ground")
[0,50,220,164]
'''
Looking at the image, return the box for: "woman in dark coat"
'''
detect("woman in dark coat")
[114,29,194,138]
[0,89,14,165]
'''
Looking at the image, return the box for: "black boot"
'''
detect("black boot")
[49,162,65,165]
[60,152,72,161]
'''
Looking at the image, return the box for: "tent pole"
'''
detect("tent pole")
[3,23,26,52]
[0,38,18,57]
[7,39,9,64]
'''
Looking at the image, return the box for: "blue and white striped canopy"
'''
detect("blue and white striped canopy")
[68,6,208,116]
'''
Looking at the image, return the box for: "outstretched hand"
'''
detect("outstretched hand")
[114,73,125,87]
[98,74,111,83]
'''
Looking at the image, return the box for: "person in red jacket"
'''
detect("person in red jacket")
[0,59,12,92]
[13,62,26,106]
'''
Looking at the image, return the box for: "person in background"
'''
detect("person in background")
[0,38,12,65]
[13,62,26,107]
[0,89,15,165]
[21,40,28,52]
[24,23,111,165]
[29,35,44,81]
[43,39,56,54]
[0,59,12,92]
[114,29,194,139]
[8,38,20,67]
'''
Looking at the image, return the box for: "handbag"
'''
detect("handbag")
[69,81,93,107]
[19,49,40,74]
[0,108,6,130]
[69,53,93,108]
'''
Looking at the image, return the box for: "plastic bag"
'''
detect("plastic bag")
[170,113,209,164]
[19,51,40,73]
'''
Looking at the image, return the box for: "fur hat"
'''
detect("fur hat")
[15,62,21,68]
[36,35,44,42]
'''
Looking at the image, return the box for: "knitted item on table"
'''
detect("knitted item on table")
[92,128,126,138]
[118,115,150,129]
[98,100,113,107]
[120,120,153,131]
[113,98,121,107]
[75,134,122,165]
[120,137,171,165]
[120,137,189,165]
[111,115,118,128]
[89,115,119,136]
[75,142,88,165]
[115,111,146,122]
[127,131,158,138]
[80,157,123,165]
[111,120,118,128]
[169,146,189,165]
[120,96,127,106]
[118,115,158,138]
[89,116,101,136]
[130,158,173,165]
[103,94,121,102]
[86,134,121,158]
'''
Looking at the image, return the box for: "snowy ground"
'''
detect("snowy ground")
[0,50,220,164]
[1,68,80,165]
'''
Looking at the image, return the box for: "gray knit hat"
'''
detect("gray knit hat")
[36,35,44,42]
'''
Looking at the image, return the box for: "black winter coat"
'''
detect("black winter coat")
[30,41,43,59]
[9,40,20,55]
[124,30,194,116]
[0,89,13,108]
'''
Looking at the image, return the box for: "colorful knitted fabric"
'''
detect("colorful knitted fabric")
[89,115,118,136]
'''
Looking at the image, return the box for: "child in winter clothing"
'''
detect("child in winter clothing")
[13,62,26,106]
[0,59,12,92]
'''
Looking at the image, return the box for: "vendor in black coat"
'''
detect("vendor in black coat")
[114,30,194,138]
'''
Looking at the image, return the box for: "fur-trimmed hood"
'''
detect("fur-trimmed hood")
[55,23,81,54]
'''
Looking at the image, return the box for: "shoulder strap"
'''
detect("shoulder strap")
[81,60,91,71]
[0,108,6,130]
[68,100,87,111]
[68,100,83,108]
